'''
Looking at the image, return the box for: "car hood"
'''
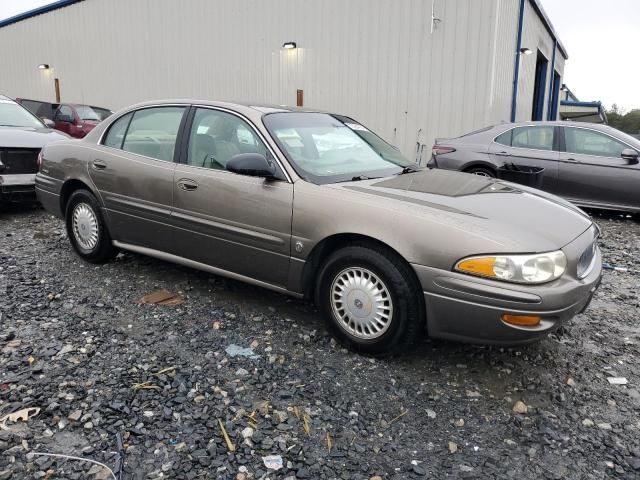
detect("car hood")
[329,169,593,252]
[0,126,70,148]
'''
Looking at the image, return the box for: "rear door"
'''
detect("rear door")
[172,106,293,287]
[89,105,187,251]
[556,126,640,209]
[489,125,560,192]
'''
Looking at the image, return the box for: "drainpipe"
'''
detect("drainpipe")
[510,0,526,122]
[547,39,557,120]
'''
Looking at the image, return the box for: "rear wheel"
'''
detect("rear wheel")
[465,166,496,178]
[317,243,423,356]
[65,189,115,263]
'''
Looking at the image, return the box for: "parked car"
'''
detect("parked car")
[16,98,113,138]
[0,95,69,203]
[429,121,640,213]
[36,100,602,354]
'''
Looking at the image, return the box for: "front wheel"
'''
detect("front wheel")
[316,243,423,356]
[65,189,116,263]
[465,166,496,178]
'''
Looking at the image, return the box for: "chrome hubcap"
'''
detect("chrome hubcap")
[331,267,393,340]
[72,203,99,250]
[472,170,491,177]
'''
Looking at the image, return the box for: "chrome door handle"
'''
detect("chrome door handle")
[92,160,107,170]
[177,179,198,191]
[494,151,511,157]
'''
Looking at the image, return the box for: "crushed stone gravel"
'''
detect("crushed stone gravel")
[1,205,639,479]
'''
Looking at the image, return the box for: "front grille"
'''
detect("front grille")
[0,148,40,175]
[577,240,598,279]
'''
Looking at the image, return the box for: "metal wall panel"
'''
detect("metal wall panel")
[0,0,563,160]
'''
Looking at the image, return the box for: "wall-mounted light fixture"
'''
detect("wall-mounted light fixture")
[560,84,569,92]
[282,42,297,49]
[519,48,532,55]
[38,64,50,69]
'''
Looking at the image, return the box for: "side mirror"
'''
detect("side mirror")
[226,153,276,178]
[621,148,639,164]
[41,118,55,128]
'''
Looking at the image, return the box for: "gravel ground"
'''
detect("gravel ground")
[1,205,639,480]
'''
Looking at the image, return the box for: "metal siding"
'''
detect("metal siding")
[0,0,562,159]
[514,0,564,122]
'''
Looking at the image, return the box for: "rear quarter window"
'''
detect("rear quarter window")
[103,112,133,149]
[495,130,512,146]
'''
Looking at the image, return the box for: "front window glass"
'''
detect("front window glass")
[511,126,554,151]
[187,108,268,170]
[122,107,185,162]
[0,100,44,128]
[75,105,101,121]
[565,128,629,158]
[263,112,412,183]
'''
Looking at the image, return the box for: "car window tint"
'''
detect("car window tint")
[565,128,629,158]
[495,130,512,146]
[122,107,185,161]
[511,126,554,151]
[103,112,133,149]
[187,108,267,170]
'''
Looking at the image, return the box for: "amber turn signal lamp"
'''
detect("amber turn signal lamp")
[501,314,541,326]
[456,257,496,277]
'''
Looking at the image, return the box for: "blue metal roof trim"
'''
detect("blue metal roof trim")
[561,100,603,109]
[530,0,568,59]
[0,0,81,29]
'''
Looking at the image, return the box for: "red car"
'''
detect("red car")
[16,98,113,139]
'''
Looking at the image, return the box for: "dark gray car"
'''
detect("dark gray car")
[430,122,640,213]
[0,95,69,202]
[36,100,602,355]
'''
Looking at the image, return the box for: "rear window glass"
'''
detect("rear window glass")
[121,107,185,162]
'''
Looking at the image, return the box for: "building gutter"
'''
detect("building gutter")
[0,0,81,29]
[510,0,526,122]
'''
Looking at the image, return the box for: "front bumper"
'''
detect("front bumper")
[0,174,36,202]
[412,226,602,345]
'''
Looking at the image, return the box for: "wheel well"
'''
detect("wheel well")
[60,179,92,218]
[462,162,497,174]
[301,233,423,303]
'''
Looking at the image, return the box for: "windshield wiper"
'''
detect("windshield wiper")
[351,175,378,181]
[396,165,422,175]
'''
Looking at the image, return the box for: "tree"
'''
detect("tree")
[606,106,640,134]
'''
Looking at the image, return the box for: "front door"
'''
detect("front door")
[556,126,640,210]
[53,105,74,136]
[489,125,560,192]
[172,107,293,287]
[89,106,187,251]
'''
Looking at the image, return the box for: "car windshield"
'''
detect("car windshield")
[0,100,44,128]
[75,105,101,121]
[263,112,414,184]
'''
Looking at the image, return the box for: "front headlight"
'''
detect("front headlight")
[455,250,567,284]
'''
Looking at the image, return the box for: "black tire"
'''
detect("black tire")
[465,166,496,178]
[316,242,424,356]
[65,189,116,264]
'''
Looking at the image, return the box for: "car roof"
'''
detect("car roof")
[0,94,17,103]
[122,99,329,115]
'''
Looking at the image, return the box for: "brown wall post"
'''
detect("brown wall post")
[54,78,60,102]
[296,89,303,107]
